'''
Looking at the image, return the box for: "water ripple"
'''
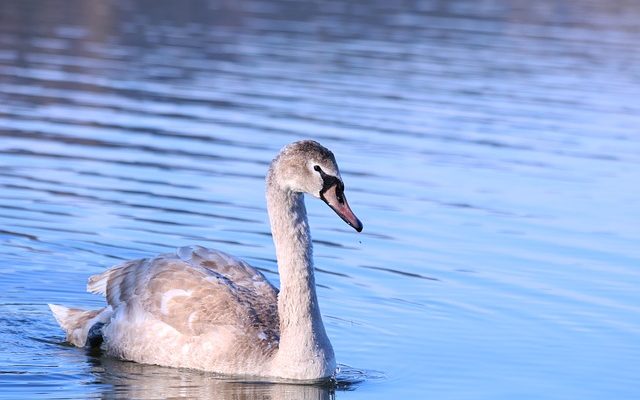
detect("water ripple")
[1,0,639,399]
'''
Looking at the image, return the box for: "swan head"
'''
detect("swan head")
[269,140,363,232]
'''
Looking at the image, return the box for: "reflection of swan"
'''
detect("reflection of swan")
[49,141,363,381]
[96,356,333,400]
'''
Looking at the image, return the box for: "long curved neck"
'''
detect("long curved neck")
[266,178,334,377]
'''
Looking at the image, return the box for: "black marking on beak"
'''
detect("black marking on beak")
[315,165,343,204]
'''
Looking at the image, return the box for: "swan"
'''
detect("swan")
[48,140,363,381]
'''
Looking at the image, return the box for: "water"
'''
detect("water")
[1,0,639,398]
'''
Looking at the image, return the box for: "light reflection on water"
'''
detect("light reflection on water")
[1,0,640,398]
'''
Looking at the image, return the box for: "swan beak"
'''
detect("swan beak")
[321,184,363,232]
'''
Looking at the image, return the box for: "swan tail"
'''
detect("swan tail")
[48,304,111,347]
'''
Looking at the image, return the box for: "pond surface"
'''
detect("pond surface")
[1,0,639,398]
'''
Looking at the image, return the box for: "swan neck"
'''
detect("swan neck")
[266,179,335,377]
[268,188,313,279]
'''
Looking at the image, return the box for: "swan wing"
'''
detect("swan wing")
[176,245,278,297]
[88,249,279,339]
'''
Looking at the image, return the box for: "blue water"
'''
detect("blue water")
[1,0,639,398]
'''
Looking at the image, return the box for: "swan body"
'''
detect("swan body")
[49,140,362,381]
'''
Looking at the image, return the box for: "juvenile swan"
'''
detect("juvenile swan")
[49,140,363,381]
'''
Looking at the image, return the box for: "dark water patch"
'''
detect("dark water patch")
[361,265,440,282]
[315,267,351,279]
[0,204,73,218]
[75,169,200,190]
[0,229,39,241]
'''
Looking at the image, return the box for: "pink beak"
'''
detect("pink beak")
[321,184,363,232]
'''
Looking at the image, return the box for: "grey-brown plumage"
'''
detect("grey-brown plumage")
[49,140,363,380]
[93,246,279,342]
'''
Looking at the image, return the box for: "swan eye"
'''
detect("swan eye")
[314,165,322,172]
